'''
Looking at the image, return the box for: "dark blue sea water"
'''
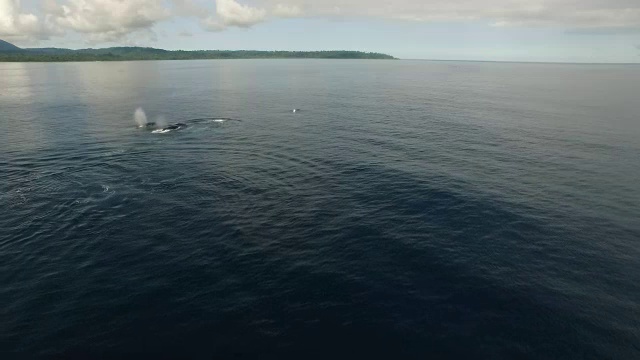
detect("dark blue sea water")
[1,60,639,358]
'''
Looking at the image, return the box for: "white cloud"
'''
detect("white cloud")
[201,16,225,32]
[201,0,267,32]
[0,0,59,41]
[198,0,640,32]
[216,0,266,28]
[53,0,170,42]
[42,0,63,16]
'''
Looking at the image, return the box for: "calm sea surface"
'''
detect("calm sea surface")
[1,60,639,358]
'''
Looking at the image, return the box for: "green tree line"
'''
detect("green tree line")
[0,48,396,62]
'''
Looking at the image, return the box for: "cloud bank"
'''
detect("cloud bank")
[0,0,60,41]
[1,0,640,44]
[263,1,640,29]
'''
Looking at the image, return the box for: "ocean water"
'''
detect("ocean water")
[1,60,639,358]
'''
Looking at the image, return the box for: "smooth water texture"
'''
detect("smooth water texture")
[1,60,639,358]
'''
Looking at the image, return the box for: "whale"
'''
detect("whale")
[152,123,188,133]
[136,116,240,133]
[163,123,188,130]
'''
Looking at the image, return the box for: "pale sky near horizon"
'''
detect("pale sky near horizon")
[1,0,640,62]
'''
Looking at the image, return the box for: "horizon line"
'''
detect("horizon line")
[405,58,640,65]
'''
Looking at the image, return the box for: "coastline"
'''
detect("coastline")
[0,49,397,63]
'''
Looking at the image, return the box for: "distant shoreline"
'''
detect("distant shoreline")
[0,57,398,63]
[0,46,396,62]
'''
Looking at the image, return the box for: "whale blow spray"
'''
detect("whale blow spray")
[155,115,168,129]
[134,107,148,127]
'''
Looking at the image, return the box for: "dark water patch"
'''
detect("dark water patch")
[1,60,639,358]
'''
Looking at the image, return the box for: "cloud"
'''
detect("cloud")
[201,0,267,32]
[3,0,640,45]
[217,0,266,28]
[0,0,59,41]
[272,4,303,18]
[52,0,170,42]
[259,0,640,29]
[199,0,640,32]
[201,16,225,32]
[178,30,193,37]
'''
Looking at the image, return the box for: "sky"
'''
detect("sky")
[1,0,640,62]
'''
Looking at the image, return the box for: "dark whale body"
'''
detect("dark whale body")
[162,123,188,131]
[142,117,240,133]
[152,122,188,133]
